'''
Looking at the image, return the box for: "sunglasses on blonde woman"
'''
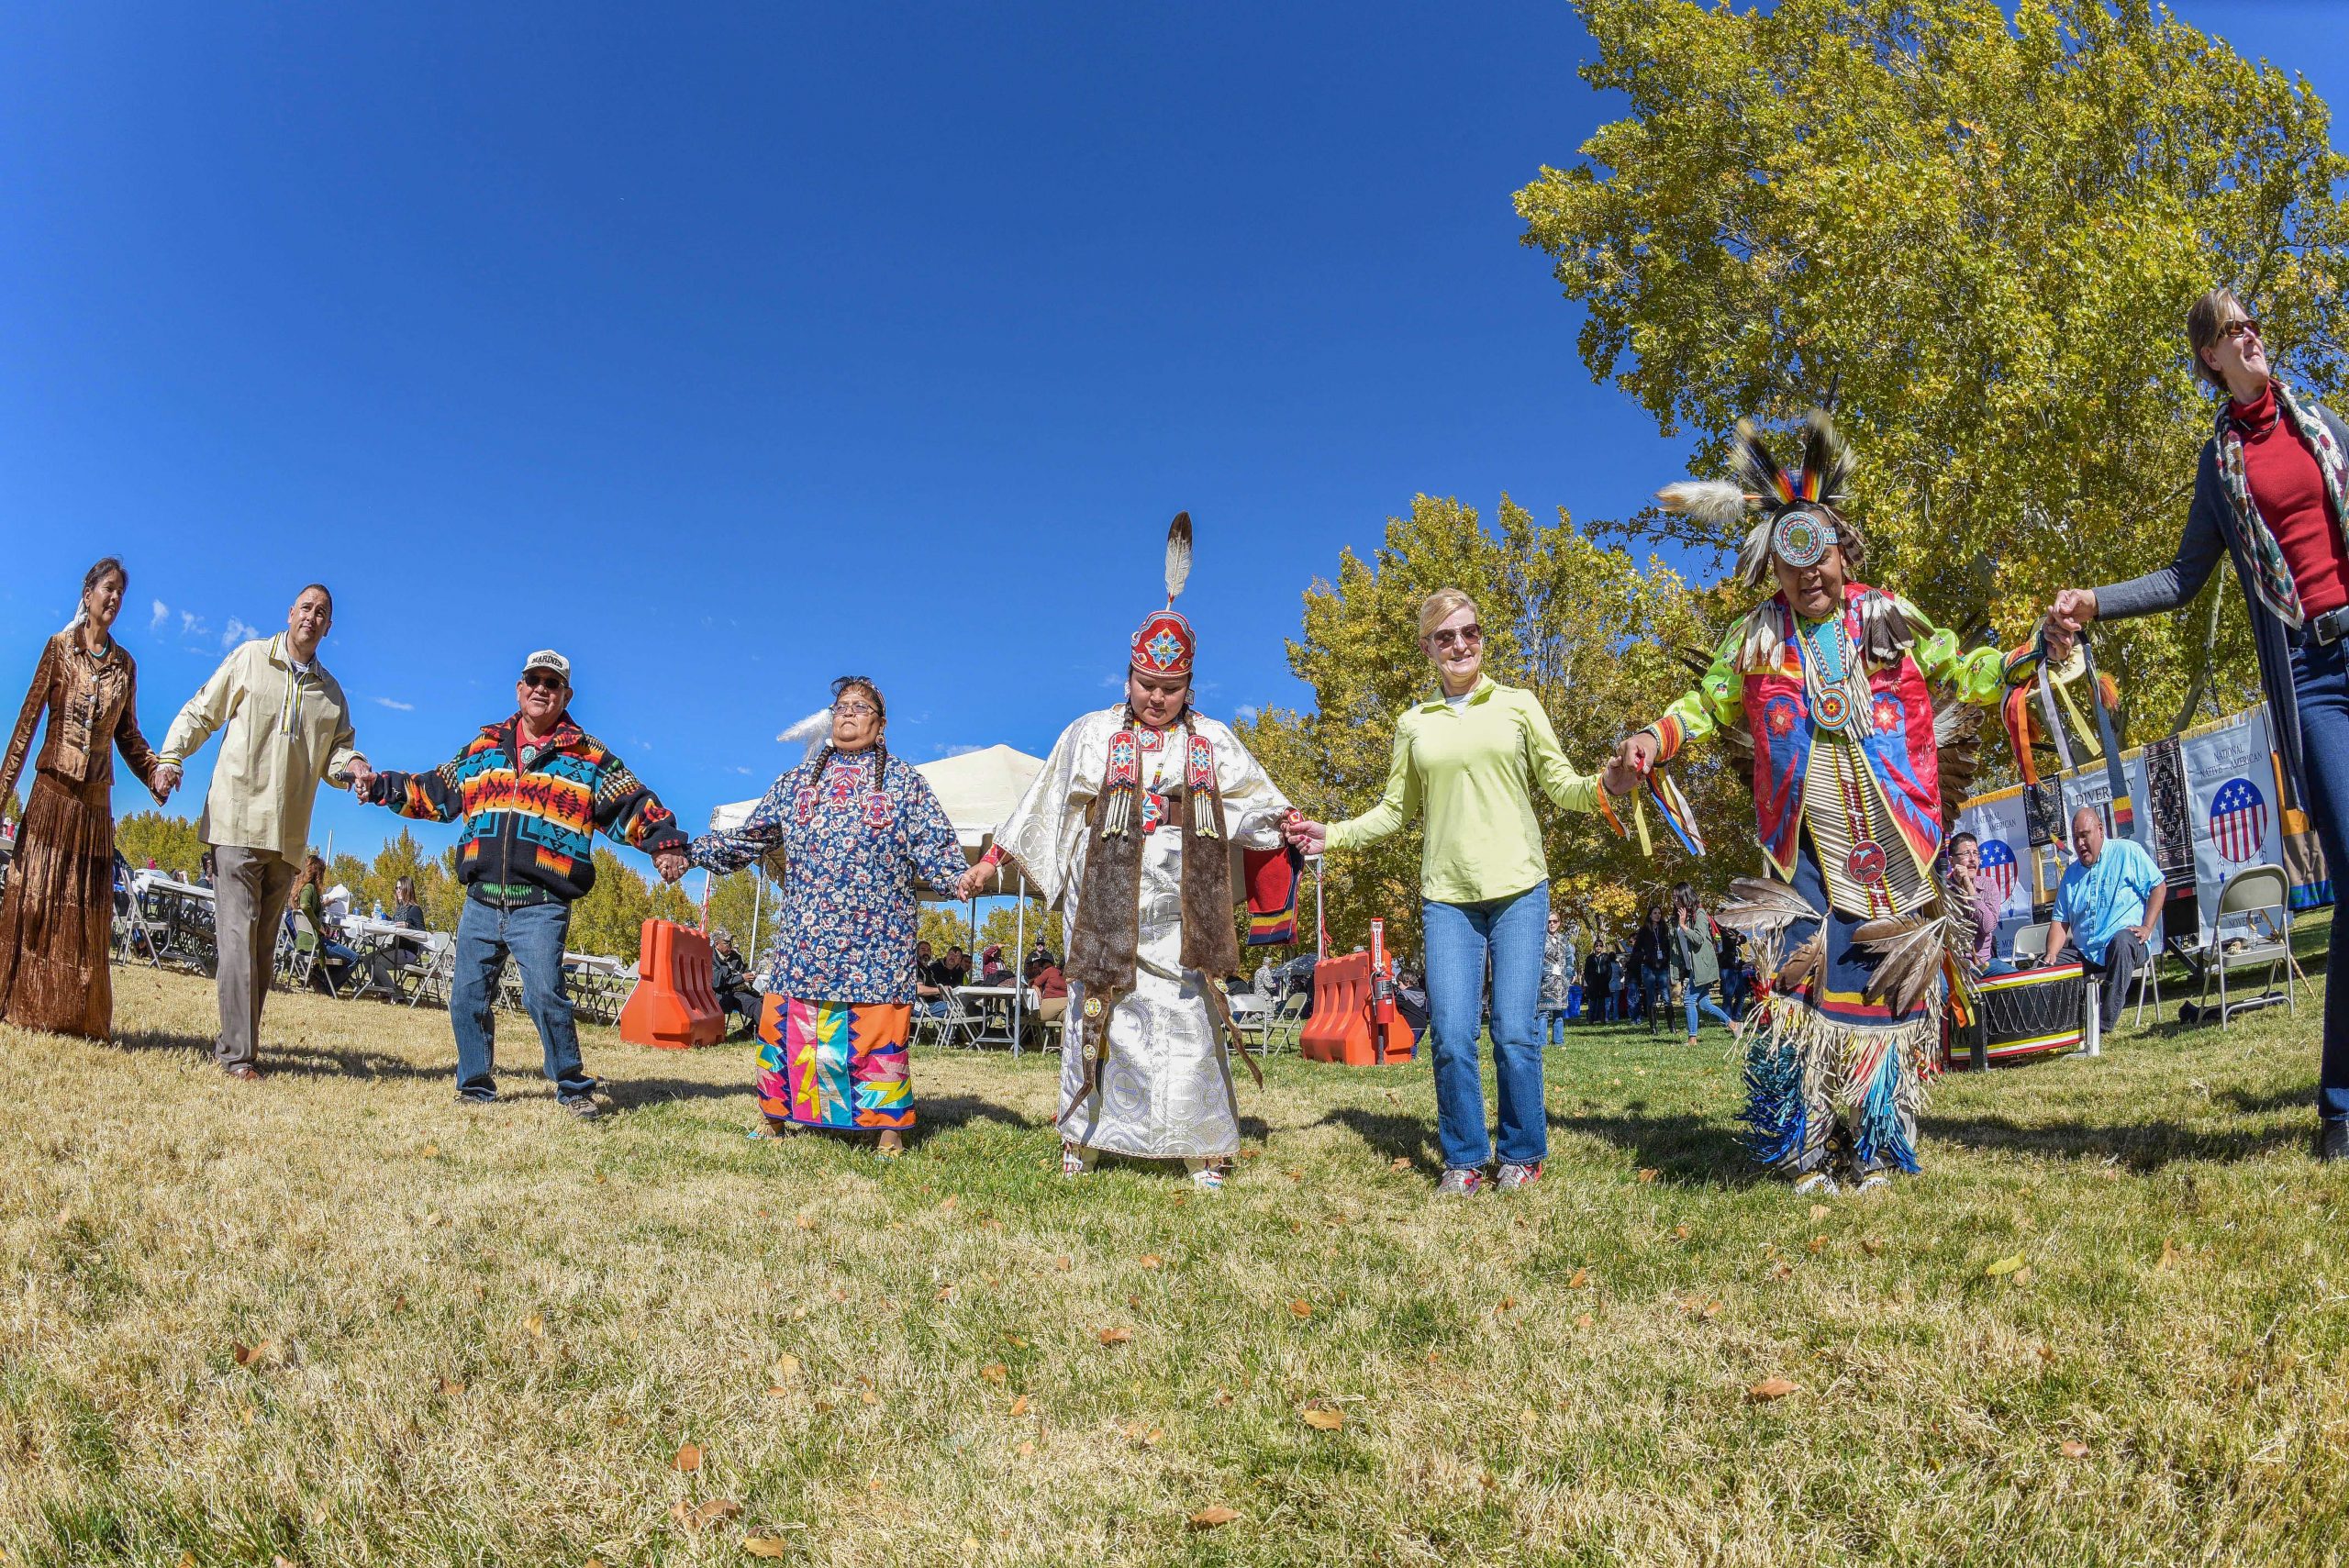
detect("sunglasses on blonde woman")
[1429,624,1483,651]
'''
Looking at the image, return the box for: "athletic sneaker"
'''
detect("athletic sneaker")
[1435,1167,1486,1197]
[1852,1172,1891,1194]
[1495,1161,1543,1192]
[1188,1163,1226,1192]
[1791,1171,1838,1196]
[456,1089,498,1106]
[558,1094,602,1120]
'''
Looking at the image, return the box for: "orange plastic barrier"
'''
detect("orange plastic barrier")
[618,917,726,1049]
[1297,952,1416,1066]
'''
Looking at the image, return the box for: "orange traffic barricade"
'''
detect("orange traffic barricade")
[618,917,726,1049]
[1297,950,1415,1066]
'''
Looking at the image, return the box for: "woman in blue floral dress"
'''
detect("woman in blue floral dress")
[686,677,965,1154]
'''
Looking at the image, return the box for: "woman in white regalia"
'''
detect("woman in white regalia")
[957,516,1292,1190]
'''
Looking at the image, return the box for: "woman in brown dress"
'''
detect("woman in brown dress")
[0,558,173,1039]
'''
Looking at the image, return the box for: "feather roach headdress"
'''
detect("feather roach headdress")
[1130,512,1197,677]
[1658,408,1863,587]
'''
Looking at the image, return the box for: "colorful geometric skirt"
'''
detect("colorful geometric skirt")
[1738,843,1941,1179]
[752,995,914,1130]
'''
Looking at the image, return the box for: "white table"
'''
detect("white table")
[953,984,1027,1048]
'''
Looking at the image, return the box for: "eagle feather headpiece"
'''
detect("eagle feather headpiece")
[1657,408,1861,586]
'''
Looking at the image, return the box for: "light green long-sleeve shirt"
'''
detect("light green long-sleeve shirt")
[1325,676,1599,905]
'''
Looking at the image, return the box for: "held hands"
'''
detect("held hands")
[1280,809,1327,857]
[343,759,376,801]
[149,762,181,804]
[653,848,689,884]
[1601,733,1655,798]
[953,863,994,902]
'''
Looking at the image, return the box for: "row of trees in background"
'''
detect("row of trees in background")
[1249,0,2349,959]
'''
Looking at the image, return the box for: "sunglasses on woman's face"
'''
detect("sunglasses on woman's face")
[1429,624,1483,651]
[2221,317,2263,343]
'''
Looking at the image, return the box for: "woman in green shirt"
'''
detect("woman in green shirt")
[1290,588,1634,1195]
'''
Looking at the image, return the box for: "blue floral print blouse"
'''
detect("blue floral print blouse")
[687,750,965,1004]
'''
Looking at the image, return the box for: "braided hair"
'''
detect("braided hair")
[811,675,890,792]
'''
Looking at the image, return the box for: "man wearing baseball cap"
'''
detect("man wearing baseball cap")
[355,648,690,1115]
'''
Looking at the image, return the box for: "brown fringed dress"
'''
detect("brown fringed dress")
[0,631,160,1040]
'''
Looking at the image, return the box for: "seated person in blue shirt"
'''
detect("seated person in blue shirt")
[2047,807,2167,1030]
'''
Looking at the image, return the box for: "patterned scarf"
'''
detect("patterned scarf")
[2213,381,2349,631]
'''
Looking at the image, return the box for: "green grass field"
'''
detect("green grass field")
[3,951,2346,1566]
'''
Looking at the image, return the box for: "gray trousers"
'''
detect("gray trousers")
[212,844,297,1069]
[2064,928,2152,1031]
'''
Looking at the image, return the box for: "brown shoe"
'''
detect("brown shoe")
[222,1062,263,1083]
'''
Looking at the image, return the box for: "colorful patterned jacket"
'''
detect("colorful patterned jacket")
[1642,583,2043,884]
[365,714,686,904]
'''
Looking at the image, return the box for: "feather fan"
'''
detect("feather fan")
[1163,512,1193,606]
[1854,906,1951,1015]
[1717,876,1816,936]
[1776,931,1825,993]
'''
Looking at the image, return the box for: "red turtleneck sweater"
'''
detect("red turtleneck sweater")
[2232,383,2349,617]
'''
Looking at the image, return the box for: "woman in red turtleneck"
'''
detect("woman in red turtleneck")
[2048,288,2349,1162]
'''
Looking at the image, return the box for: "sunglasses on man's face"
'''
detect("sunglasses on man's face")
[2221,317,2263,343]
[1429,624,1483,651]
[521,673,566,692]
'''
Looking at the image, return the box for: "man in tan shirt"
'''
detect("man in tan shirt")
[156,584,371,1081]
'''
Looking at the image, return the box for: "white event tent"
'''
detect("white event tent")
[708,743,1051,1047]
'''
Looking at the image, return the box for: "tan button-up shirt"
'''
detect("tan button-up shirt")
[159,634,365,858]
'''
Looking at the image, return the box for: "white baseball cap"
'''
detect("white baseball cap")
[522,650,571,681]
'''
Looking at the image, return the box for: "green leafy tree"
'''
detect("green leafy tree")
[114,811,207,878]
[1241,494,1728,959]
[917,908,974,954]
[565,849,697,963]
[1515,0,2349,740]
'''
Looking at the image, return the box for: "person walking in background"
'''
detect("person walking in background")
[1631,906,1674,1036]
[1582,943,1609,1025]
[690,676,963,1155]
[1288,586,1632,1196]
[0,557,173,1040]
[357,649,688,1116]
[1718,925,1749,1017]
[2047,287,2349,1161]
[1671,884,1738,1046]
[153,584,369,1083]
[1538,906,1575,1047]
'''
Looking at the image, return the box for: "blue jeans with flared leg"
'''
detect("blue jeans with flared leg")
[2290,637,2349,1123]
[1423,883,1549,1170]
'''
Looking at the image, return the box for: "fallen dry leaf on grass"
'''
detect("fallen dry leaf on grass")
[980,1362,1007,1382]
[524,1313,545,1338]
[1299,1407,1344,1430]
[744,1538,792,1558]
[1055,1255,1073,1271]
[1139,1253,1163,1269]
[794,1215,815,1230]
[1390,1157,1411,1172]
[1862,1239,1886,1255]
[1017,1440,1036,1457]
[1097,1328,1132,1345]
[1747,1378,1798,1402]
[1985,1253,2026,1277]
[2060,1440,2090,1458]
[1807,1235,1828,1254]
[1671,1224,1692,1240]
[2158,1237,2179,1270]
[1575,1312,1595,1329]
[774,1354,800,1383]
[1187,1507,1240,1529]
[935,1284,956,1302]
[421,1143,440,1158]
[1637,1168,1658,1183]
[1809,1203,1830,1219]
[1567,1267,1591,1289]
[1009,1396,1030,1416]
[1288,1299,1312,1319]
[673,1441,703,1472]
[436,1375,465,1396]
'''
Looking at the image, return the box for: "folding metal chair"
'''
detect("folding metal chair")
[2199,864,2302,1028]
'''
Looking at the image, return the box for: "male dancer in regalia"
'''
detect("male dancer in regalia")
[1612,409,2053,1193]
[957,517,1292,1190]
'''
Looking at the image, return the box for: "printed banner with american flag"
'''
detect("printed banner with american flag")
[1979,838,2019,903]
[2208,776,2268,863]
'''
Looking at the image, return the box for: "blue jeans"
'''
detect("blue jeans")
[1541,1006,1569,1046]
[1641,965,1671,1031]
[451,897,593,1100]
[1424,884,1548,1169]
[2290,636,2349,1121]
[1683,984,1736,1037]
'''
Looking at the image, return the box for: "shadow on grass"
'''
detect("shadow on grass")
[1310,1102,1750,1184]
[106,1026,451,1082]
[1919,1110,2307,1169]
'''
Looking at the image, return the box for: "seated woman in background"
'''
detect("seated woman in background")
[290,853,361,990]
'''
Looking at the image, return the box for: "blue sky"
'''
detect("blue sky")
[3,1,2343,869]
